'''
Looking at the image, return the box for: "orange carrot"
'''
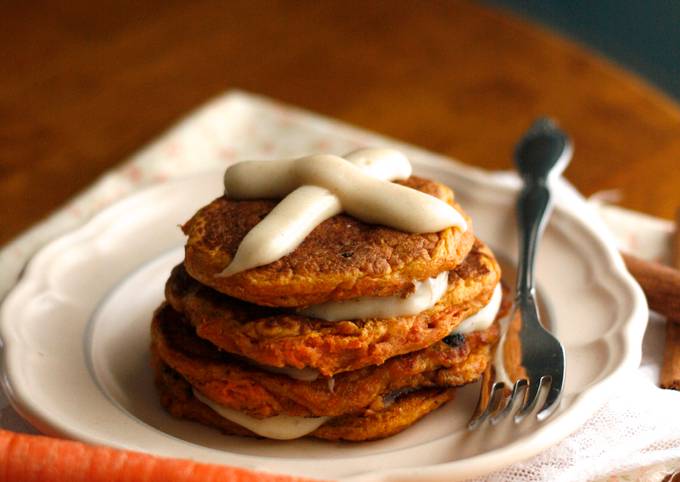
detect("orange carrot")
[0,430,327,482]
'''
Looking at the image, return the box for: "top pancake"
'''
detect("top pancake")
[183,176,474,307]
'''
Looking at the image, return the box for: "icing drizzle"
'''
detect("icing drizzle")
[219,148,467,276]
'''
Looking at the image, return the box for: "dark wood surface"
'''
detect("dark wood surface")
[3,0,680,246]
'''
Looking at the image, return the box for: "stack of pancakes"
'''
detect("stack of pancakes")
[151,176,506,441]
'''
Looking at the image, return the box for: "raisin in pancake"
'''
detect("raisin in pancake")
[151,303,502,418]
[167,240,501,376]
[154,356,456,442]
[183,176,474,307]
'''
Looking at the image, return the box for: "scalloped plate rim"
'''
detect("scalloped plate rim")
[0,161,648,481]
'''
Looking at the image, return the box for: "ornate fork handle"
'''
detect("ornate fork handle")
[517,181,550,301]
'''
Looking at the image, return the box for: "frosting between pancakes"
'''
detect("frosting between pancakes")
[193,389,329,439]
[299,271,450,322]
[453,283,502,335]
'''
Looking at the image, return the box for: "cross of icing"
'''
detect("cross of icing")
[219,148,467,276]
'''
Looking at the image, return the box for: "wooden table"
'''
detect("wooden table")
[2,0,680,246]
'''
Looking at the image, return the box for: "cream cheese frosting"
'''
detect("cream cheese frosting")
[218,148,467,276]
[453,283,502,335]
[193,390,329,440]
[299,271,450,322]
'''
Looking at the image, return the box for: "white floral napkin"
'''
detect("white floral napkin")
[1,91,678,481]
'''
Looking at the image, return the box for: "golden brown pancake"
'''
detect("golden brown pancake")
[166,240,500,376]
[154,356,456,442]
[151,303,500,418]
[183,176,475,307]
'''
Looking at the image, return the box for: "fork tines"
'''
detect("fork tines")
[468,373,562,430]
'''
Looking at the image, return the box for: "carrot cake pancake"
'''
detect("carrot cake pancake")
[166,240,500,376]
[183,176,474,307]
[151,302,505,418]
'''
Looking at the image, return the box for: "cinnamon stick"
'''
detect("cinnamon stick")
[621,253,680,321]
[661,322,680,390]
[660,208,680,390]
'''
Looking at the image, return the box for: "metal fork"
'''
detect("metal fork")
[468,117,570,429]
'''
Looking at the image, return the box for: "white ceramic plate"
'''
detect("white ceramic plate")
[0,158,647,481]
